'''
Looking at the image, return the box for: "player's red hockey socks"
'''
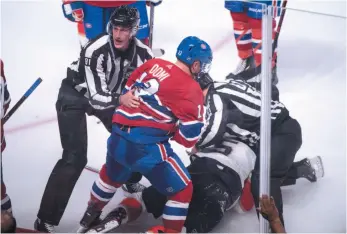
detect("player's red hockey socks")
[162,182,193,233]
[89,164,121,209]
[230,12,253,59]
[249,17,277,67]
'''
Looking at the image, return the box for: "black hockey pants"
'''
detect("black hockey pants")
[251,116,302,228]
[37,79,114,225]
[142,157,242,233]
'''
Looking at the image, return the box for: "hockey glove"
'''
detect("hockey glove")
[146,0,163,7]
[62,1,84,22]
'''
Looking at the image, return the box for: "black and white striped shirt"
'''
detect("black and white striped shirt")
[66,33,153,110]
[197,78,289,149]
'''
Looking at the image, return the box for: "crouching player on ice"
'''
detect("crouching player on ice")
[77,36,213,233]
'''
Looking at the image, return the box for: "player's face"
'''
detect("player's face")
[112,26,132,50]
[191,61,201,76]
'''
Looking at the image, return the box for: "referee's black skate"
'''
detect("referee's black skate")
[295,156,324,182]
[233,56,256,75]
[34,218,55,233]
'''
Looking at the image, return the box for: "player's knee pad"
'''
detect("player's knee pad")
[142,186,167,219]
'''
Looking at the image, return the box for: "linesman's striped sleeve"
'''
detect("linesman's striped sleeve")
[196,93,227,149]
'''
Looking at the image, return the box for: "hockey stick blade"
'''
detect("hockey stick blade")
[85,218,120,233]
[153,48,165,57]
[3,78,43,124]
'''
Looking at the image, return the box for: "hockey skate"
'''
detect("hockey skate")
[233,56,256,75]
[121,182,146,194]
[34,218,55,233]
[226,60,279,86]
[77,203,103,233]
[83,194,144,233]
[83,208,127,233]
[296,156,325,182]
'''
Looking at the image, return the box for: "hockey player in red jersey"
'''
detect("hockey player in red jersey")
[225,0,283,83]
[62,0,162,46]
[77,36,213,233]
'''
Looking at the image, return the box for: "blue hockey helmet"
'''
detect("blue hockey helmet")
[176,36,213,74]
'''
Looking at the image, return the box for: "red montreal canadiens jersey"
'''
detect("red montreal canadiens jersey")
[113,58,205,148]
[63,0,136,8]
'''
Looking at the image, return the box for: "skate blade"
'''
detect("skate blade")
[85,219,120,233]
[76,226,87,233]
[309,156,324,179]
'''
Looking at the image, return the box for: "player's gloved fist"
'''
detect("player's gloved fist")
[146,0,163,7]
[62,1,84,22]
[119,89,140,108]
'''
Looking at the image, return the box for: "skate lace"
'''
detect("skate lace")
[129,183,146,193]
[44,223,55,233]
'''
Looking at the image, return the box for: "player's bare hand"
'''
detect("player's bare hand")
[120,89,140,108]
[256,195,280,222]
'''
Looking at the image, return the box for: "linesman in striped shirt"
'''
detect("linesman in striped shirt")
[195,73,302,232]
[35,5,153,232]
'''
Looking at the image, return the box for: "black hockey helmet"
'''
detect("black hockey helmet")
[107,5,140,36]
[196,73,214,90]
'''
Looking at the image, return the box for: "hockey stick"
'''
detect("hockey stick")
[147,3,165,57]
[3,78,43,124]
[148,4,155,49]
[85,165,100,174]
[272,0,287,63]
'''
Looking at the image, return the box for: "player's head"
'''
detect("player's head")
[196,73,214,90]
[108,5,140,51]
[176,36,213,78]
